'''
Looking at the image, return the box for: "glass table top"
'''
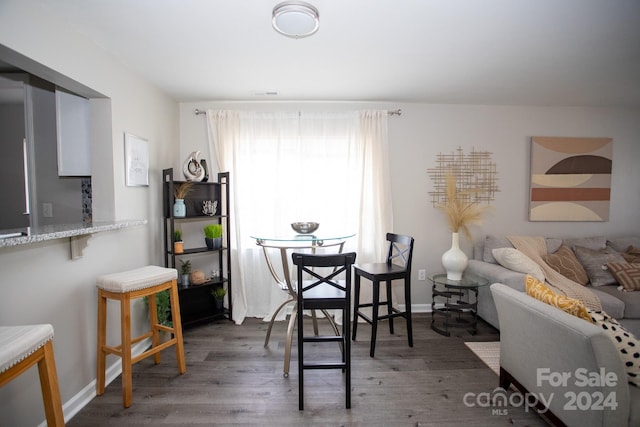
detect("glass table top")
[251,231,355,244]
[429,273,489,288]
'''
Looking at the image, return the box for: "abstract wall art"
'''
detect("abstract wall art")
[529,136,613,221]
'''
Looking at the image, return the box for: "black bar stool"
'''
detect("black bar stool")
[293,251,357,410]
[352,233,414,357]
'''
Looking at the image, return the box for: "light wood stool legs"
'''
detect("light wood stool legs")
[96,279,185,408]
[0,327,64,427]
[38,341,65,426]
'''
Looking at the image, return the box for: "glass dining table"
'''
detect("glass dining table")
[251,231,356,377]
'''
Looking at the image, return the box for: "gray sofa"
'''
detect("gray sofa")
[491,283,639,427]
[467,235,640,337]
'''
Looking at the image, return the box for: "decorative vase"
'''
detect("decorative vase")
[200,159,209,182]
[173,199,186,217]
[205,237,214,250]
[202,200,217,216]
[441,232,468,280]
[182,151,206,182]
[205,237,222,250]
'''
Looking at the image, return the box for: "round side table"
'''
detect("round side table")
[429,273,489,337]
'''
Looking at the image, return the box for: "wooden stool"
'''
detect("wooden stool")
[96,265,186,408]
[0,324,65,426]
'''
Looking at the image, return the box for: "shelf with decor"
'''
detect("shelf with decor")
[162,168,232,328]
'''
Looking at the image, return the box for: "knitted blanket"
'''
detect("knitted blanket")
[507,235,602,311]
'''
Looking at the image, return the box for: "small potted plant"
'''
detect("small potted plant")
[143,290,172,328]
[204,224,223,250]
[211,286,227,311]
[173,229,184,254]
[173,181,194,217]
[180,259,192,286]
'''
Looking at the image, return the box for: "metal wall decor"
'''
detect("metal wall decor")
[427,147,499,206]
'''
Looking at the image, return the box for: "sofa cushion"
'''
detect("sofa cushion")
[564,235,607,251]
[573,245,626,287]
[525,275,592,322]
[542,244,589,285]
[607,262,640,292]
[596,284,640,319]
[482,235,564,264]
[482,235,514,264]
[545,237,563,254]
[622,246,640,264]
[588,309,640,387]
[492,248,545,281]
[607,237,640,253]
[589,287,626,319]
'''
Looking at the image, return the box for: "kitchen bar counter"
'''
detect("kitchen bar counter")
[0,220,147,258]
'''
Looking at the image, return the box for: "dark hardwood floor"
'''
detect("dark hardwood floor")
[68,314,549,426]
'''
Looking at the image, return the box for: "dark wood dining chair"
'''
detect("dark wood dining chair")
[292,251,357,410]
[352,233,414,357]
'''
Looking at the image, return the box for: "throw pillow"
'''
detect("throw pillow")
[622,246,640,264]
[525,275,592,322]
[606,262,640,291]
[573,245,626,287]
[587,309,640,387]
[542,244,589,285]
[483,235,514,264]
[492,248,545,281]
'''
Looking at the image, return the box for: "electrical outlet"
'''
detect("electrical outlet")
[43,202,53,218]
[418,269,426,281]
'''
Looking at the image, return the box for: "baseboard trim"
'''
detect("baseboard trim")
[38,338,152,427]
[399,303,432,313]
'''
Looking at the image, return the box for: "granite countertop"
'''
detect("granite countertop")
[0,220,147,247]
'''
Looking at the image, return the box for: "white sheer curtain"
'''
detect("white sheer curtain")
[206,110,392,324]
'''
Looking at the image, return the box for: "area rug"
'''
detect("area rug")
[465,341,500,376]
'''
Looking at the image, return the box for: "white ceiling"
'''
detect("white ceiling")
[37,0,640,107]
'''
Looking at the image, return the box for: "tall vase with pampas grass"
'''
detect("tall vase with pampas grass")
[438,173,489,280]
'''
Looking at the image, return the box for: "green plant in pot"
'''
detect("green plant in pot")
[173,229,184,254]
[204,224,223,250]
[212,286,227,310]
[143,290,172,327]
[180,259,192,286]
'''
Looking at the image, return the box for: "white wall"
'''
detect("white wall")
[0,2,178,426]
[179,101,640,308]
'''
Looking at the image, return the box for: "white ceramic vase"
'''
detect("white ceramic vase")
[441,232,468,280]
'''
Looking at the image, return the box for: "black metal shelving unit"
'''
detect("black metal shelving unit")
[162,168,232,327]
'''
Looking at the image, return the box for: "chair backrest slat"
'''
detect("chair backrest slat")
[385,233,414,270]
[292,252,357,295]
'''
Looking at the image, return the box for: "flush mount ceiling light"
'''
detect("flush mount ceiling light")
[272,1,319,39]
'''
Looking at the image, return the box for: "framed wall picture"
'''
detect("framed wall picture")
[124,133,149,186]
[529,136,613,221]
